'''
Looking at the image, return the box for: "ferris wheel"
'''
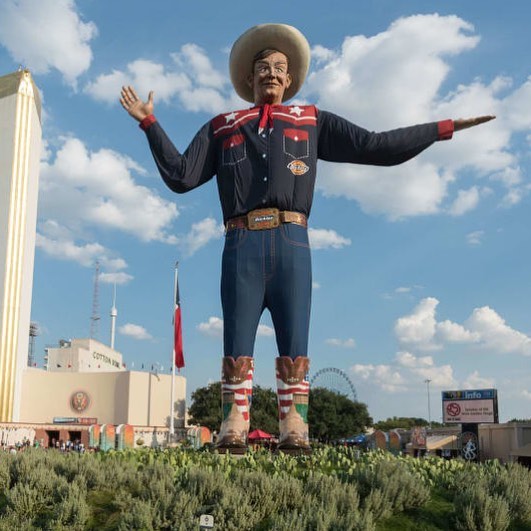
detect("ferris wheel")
[310,367,358,401]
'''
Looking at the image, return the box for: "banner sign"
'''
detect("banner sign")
[53,417,98,425]
[78,417,98,425]
[441,389,498,424]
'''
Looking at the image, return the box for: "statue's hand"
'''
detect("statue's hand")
[453,115,496,132]
[120,85,154,122]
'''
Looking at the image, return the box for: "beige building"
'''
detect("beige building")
[0,337,187,448]
[479,422,531,466]
[45,338,126,373]
[0,70,42,422]
[19,367,186,428]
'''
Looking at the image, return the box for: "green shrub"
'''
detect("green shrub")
[50,481,90,529]
[4,446,530,529]
[0,514,35,530]
[491,462,531,526]
[115,498,155,531]
[4,482,48,521]
[0,458,10,493]
[347,458,431,519]
[454,483,511,531]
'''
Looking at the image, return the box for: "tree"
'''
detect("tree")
[188,382,221,431]
[373,417,446,430]
[188,382,278,434]
[374,417,428,431]
[308,388,372,442]
[249,386,278,434]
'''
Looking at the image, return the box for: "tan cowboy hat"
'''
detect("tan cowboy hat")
[230,23,311,103]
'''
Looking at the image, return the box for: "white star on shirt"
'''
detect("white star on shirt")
[225,112,238,123]
[290,106,303,116]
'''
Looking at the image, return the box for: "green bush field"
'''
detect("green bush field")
[0,447,530,530]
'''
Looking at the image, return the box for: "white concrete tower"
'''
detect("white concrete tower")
[0,70,42,422]
[110,283,117,350]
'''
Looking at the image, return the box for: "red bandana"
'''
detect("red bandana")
[258,104,277,134]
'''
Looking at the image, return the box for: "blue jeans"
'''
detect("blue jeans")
[221,224,312,359]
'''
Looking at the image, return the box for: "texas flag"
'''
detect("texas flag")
[173,270,184,369]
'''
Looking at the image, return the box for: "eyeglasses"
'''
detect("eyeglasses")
[254,63,288,76]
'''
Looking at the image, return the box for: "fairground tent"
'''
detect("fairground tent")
[248,429,274,440]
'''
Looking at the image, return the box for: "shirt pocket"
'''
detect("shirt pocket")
[222,134,247,166]
[283,128,309,159]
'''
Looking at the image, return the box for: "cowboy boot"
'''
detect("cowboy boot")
[276,356,311,451]
[215,356,254,450]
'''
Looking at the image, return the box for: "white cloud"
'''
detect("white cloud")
[180,217,224,256]
[395,297,531,356]
[448,187,480,216]
[326,338,356,349]
[85,44,244,113]
[36,221,133,280]
[86,59,190,104]
[100,272,133,285]
[467,230,485,246]
[382,285,423,300]
[351,363,407,393]
[119,323,152,340]
[465,306,531,356]
[172,44,226,88]
[317,160,452,220]
[463,370,495,389]
[305,14,530,219]
[351,364,374,380]
[35,233,96,266]
[312,44,335,64]
[395,287,412,294]
[412,364,456,388]
[257,324,274,337]
[0,0,97,87]
[40,137,178,243]
[396,351,433,368]
[352,355,455,394]
[394,297,440,350]
[308,228,351,249]
[197,316,274,339]
[500,76,531,131]
[312,281,321,290]
[197,316,223,338]
[522,390,531,401]
[437,320,479,343]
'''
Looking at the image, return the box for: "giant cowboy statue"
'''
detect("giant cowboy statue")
[120,24,494,453]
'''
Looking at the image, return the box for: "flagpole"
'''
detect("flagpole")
[169,261,178,445]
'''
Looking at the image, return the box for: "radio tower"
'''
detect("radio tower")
[90,261,100,339]
[28,322,39,367]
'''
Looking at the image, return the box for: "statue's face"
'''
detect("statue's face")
[248,51,292,105]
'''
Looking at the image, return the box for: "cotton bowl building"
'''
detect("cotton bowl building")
[1,338,187,449]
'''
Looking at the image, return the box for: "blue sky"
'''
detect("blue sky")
[1,0,529,422]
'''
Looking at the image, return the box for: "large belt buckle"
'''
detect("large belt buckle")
[247,208,280,230]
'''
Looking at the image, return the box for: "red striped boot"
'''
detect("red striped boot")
[276,356,311,452]
[215,356,253,451]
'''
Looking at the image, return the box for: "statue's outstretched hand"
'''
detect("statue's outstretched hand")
[120,86,154,122]
[453,115,496,132]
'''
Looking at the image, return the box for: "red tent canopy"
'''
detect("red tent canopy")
[248,429,273,440]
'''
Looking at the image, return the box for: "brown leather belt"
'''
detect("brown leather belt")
[226,208,307,231]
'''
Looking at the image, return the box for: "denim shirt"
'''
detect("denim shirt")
[142,105,452,223]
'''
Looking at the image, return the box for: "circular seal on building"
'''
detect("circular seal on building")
[70,391,90,413]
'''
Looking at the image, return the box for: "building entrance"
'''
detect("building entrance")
[45,430,60,448]
[68,430,82,442]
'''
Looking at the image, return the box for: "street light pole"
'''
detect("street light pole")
[424,379,432,429]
